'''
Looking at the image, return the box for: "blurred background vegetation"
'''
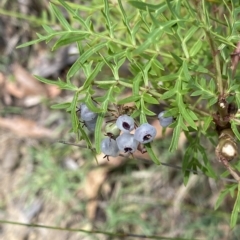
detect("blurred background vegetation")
[0,0,240,239]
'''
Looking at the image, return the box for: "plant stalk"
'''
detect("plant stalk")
[206,31,223,96]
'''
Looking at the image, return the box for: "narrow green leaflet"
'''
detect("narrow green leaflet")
[144,143,160,165]
[178,95,197,130]
[81,61,93,78]
[67,42,107,79]
[101,86,115,111]
[189,38,203,57]
[189,64,209,73]
[57,0,89,29]
[50,3,72,31]
[187,109,198,121]
[143,105,156,116]
[169,116,182,151]
[98,52,124,80]
[165,0,180,18]
[151,58,164,71]
[82,62,105,90]
[183,26,198,43]
[149,10,160,27]
[78,122,95,152]
[211,31,235,48]
[220,169,231,178]
[70,92,79,132]
[17,35,50,48]
[143,93,159,104]
[134,20,179,54]
[42,24,54,33]
[231,183,240,228]
[198,145,217,179]
[183,160,193,186]
[215,184,238,211]
[94,113,105,154]
[135,62,149,87]
[118,95,141,104]
[181,108,197,129]
[35,76,78,91]
[207,97,218,108]
[182,60,191,81]
[191,78,217,104]
[159,74,178,82]
[117,0,134,43]
[161,88,176,100]
[95,86,115,153]
[171,52,183,64]
[34,76,59,86]
[231,121,240,141]
[235,91,240,109]
[117,0,128,26]
[51,102,71,109]
[52,33,89,50]
[102,0,114,38]
[139,98,148,123]
[132,73,141,96]
[85,92,102,113]
[202,116,213,132]
[128,1,165,11]
[182,143,193,173]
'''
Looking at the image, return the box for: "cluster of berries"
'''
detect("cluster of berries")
[78,103,173,159]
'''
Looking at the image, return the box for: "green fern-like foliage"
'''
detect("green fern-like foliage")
[18,0,240,227]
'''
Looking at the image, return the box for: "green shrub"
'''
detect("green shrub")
[18,0,240,227]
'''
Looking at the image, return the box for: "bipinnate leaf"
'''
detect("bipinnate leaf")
[134,20,180,54]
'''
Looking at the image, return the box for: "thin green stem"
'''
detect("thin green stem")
[0,9,54,26]
[95,79,210,117]
[94,80,116,85]
[94,80,162,98]
[118,80,162,98]
[184,95,211,117]
[18,24,172,58]
[50,0,103,12]
[206,31,223,95]
[188,105,211,117]
[58,141,237,183]
[0,220,194,240]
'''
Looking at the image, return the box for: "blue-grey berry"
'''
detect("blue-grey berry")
[116,115,135,132]
[85,117,97,132]
[79,103,97,122]
[101,137,119,157]
[116,133,139,153]
[134,123,156,144]
[158,111,173,127]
